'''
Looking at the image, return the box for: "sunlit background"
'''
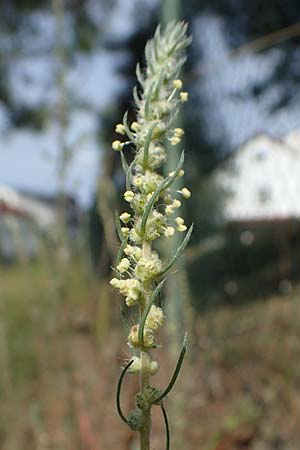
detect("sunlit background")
[1,1,300,449]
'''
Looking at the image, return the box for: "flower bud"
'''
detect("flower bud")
[174,128,184,137]
[164,226,175,237]
[145,305,164,330]
[112,140,123,151]
[124,245,142,261]
[110,278,120,288]
[128,357,142,373]
[117,258,130,273]
[128,325,156,348]
[181,187,191,199]
[172,199,181,209]
[135,253,162,281]
[170,136,181,146]
[121,227,130,236]
[173,79,183,89]
[177,224,187,232]
[180,92,188,102]
[165,205,174,215]
[131,121,139,131]
[175,217,184,226]
[115,123,126,134]
[127,409,144,431]
[124,190,135,202]
[120,212,131,223]
[150,361,159,375]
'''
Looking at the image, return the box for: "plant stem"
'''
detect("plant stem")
[140,350,151,450]
[139,241,152,450]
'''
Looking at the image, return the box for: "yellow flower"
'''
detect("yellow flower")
[175,217,187,232]
[170,136,181,146]
[117,258,130,273]
[124,190,135,202]
[180,92,188,102]
[145,305,164,330]
[124,245,142,260]
[124,245,135,256]
[131,121,139,131]
[121,227,130,236]
[150,361,159,375]
[128,357,142,373]
[112,140,123,151]
[165,200,180,216]
[135,252,162,281]
[175,217,184,226]
[181,187,191,199]
[120,212,131,223]
[110,278,120,288]
[115,123,126,135]
[164,226,175,237]
[112,278,141,306]
[173,79,183,89]
[165,205,174,215]
[128,325,155,348]
[174,128,184,137]
[168,169,184,178]
[177,224,187,232]
[172,199,181,209]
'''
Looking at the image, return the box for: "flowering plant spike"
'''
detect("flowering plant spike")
[110,21,192,450]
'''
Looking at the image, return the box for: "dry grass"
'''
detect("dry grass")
[0,262,299,450]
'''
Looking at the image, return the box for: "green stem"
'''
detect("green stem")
[139,351,151,450]
[139,242,152,450]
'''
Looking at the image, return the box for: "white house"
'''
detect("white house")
[0,185,57,262]
[0,185,57,231]
[215,131,300,222]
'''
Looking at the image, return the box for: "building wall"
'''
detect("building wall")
[215,132,300,221]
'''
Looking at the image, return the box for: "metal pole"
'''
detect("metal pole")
[161,2,189,450]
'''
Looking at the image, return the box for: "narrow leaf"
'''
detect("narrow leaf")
[153,27,160,62]
[154,333,188,404]
[138,278,166,346]
[126,156,136,191]
[116,359,134,424]
[161,405,170,450]
[143,122,158,168]
[154,69,165,99]
[122,111,136,142]
[136,62,144,86]
[116,237,128,266]
[120,150,129,173]
[167,106,179,129]
[155,280,163,308]
[120,302,130,336]
[133,86,141,107]
[115,212,124,242]
[144,82,155,119]
[160,224,193,275]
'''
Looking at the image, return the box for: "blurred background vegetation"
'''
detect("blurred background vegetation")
[1,1,300,449]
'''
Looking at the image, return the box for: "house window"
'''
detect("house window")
[258,187,272,203]
[255,150,266,162]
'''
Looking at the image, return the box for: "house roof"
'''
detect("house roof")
[0,184,56,230]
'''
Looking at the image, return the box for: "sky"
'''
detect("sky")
[1,2,300,208]
[194,14,300,150]
[0,0,155,207]
[0,48,124,206]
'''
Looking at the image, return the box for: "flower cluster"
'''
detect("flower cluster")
[110,22,192,381]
